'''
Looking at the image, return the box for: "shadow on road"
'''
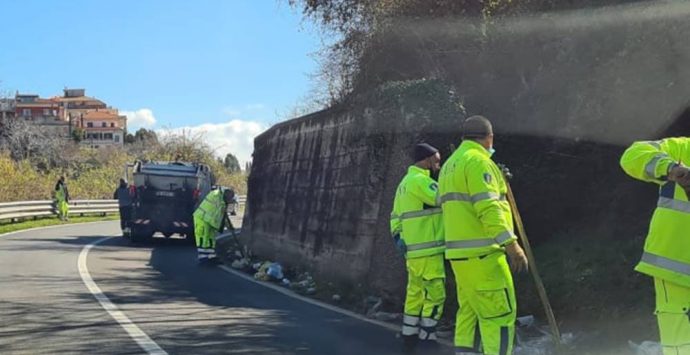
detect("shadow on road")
[82,236,411,355]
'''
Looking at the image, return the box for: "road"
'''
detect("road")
[0,221,429,355]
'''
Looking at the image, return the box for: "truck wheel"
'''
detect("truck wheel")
[130,227,153,244]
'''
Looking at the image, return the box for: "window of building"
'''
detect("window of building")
[104,133,113,140]
[87,122,93,128]
[114,135,120,143]
[102,122,107,127]
[22,109,31,117]
[110,122,115,128]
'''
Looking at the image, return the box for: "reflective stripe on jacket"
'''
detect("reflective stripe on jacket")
[621,138,690,287]
[390,165,444,258]
[193,188,226,230]
[438,140,516,259]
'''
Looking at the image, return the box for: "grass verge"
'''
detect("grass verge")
[0,214,119,235]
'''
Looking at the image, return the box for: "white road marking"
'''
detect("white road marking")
[78,236,168,355]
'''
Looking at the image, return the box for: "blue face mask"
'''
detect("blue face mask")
[487,147,496,157]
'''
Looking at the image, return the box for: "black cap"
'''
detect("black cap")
[414,143,439,162]
[462,115,493,139]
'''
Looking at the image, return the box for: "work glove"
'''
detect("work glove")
[669,164,690,186]
[668,164,690,198]
[392,234,407,257]
[505,241,528,273]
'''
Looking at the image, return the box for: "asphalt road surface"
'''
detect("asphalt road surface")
[0,221,438,355]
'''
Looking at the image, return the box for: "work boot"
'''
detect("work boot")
[417,339,441,353]
[402,334,418,353]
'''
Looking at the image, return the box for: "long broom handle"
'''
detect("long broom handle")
[504,178,563,349]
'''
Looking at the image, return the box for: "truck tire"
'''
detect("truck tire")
[130,227,153,244]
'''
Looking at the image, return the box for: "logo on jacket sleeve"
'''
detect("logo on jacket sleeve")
[483,173,492,184]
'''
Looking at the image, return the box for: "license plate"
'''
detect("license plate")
[155,191,175,197]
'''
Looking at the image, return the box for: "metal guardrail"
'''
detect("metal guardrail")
[0,200,119,222]
[0,196,247,223]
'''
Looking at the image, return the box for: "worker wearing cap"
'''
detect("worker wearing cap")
[621,138,690,354]
[193,187,235,264]
[439,116,528,355]
[54,176,70,221]
[390,143,445,351]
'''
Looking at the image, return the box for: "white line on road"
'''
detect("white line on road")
[78,236,168,355]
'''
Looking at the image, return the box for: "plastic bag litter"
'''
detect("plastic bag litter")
[628,341,662,355]
[513,315,575,355]
[253,261,272,281]
[231,258,249,269]
[266,262,284,280]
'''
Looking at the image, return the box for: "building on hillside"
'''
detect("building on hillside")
[0,98,15,120]
[77,109,127,148]
[14,94,69,137]
[54,88,107,120]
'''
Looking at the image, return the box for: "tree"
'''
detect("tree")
[71,127,85,143]
[124,133,135,144]
[134,128,158,143]
[223,153,241,173]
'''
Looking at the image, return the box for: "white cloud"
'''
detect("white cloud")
[158,119,267,166]
[122,108,157,130]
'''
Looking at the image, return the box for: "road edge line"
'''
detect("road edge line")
[78,236,168,355]
[218,265,454,346]
[219,264,403,330]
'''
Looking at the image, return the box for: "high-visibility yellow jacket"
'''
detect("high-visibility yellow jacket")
[438,140,517,259]
[55,183,68,202]
[621,138,690,287]
[390,165,444,258]
[193,188,226,230]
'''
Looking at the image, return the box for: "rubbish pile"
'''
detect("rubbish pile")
[513,315,575,355]
[291,272,317,295]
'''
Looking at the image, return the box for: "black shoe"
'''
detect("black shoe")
[402,334,418,353]
[417,339,441,353]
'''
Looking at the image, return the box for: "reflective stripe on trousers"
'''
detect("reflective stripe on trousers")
[402,314,420,335]
[197,248,217,260]
[419,317,438,340]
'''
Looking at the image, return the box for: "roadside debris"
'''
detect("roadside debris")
[266,262,284,280]
[292,272,317,295]
[628,341,662,355]
[513,315,575,355]
[364,296,382,317]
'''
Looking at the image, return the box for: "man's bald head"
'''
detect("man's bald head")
[462,115,493,139]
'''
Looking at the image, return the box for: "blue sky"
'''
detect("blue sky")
[0,1,322,163]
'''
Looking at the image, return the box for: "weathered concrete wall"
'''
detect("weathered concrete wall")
[244,81,464,297]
